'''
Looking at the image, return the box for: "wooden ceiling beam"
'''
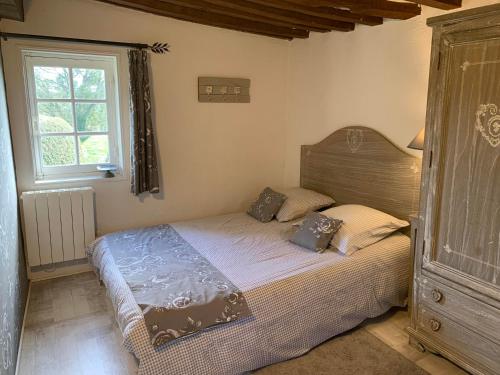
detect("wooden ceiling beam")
[0,0,24,21]
[97,0,461,39]
[286,0,422,20]
[96,0,309,39]
[247,0,383,26]
[407,0,461,10]
[165,0,355,32]
[158,0,330,32]
[345,4,421,20]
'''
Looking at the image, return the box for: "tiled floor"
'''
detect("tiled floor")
[361,310,467,375]
[18,272,467,375]
[19,272,137,375]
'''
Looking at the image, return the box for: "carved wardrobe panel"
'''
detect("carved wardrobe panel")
[431,36,500,289]
[409,5,500,375]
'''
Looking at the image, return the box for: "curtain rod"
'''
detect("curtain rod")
[0,32,170,54]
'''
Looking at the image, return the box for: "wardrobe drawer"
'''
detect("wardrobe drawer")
[418,277,500,344]
[417,305,500,374]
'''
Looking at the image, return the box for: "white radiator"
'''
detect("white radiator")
[21,187,95,269]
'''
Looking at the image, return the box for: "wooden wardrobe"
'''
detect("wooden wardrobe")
[408,4,500,375]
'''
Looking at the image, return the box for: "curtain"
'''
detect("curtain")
[128,49,160,195]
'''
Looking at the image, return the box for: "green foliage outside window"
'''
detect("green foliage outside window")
[35,66,110,167]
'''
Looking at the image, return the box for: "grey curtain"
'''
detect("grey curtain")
[128,49,160,195]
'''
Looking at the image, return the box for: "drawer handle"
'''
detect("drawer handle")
[429,318,441,332]
[431,289,443,302]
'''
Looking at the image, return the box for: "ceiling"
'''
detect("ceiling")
[96,0,462,40]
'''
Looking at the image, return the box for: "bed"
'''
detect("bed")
[88,126,421,375]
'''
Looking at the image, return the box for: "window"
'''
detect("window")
[23,50,123,181]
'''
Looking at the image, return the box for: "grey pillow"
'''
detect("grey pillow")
[276,187,335,222]
[290,212,343,253]
[321,205,409,255]
[247,187,287,223]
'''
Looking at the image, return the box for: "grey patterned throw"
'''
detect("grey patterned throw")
[290,212,343,253]
[247,187,287,222]
[87,224,251,347]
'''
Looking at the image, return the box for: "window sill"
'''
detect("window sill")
[34,173,127,186]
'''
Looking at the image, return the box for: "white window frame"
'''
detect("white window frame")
[22,50,124,181]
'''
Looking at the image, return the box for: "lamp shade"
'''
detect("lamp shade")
[408,127,425,150]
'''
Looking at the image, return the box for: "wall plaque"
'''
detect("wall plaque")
[198,77,250,103]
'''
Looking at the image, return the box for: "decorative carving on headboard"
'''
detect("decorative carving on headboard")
[301,126,421,220]
[346,128,364,153]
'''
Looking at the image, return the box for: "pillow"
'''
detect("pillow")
[290,212,343,253]
[276,187,335,222]
[321,204,409,256]
[247,187,287,223]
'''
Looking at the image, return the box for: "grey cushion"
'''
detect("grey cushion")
[290,212,343,253]
[247,187,287,223]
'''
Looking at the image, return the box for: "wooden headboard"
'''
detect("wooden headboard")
[300,126,421,220]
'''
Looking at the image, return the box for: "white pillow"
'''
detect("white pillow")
[321,204,409,255]
[276,187,335,222]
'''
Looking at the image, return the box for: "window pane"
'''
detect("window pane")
[38,102,74,133]
[34,66,71,99]
[41,136,76,166]
[72,69,106,100]
[75,103,108,132]
[79,135,109,164]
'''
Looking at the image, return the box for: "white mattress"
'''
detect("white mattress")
[90,212,410,375]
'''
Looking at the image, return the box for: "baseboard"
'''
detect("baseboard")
[28,262,92,281]
[15,280,31,375]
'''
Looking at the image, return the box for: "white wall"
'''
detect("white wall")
[1,0,290,235]
[283,0,500,187]
[2,0,498,236]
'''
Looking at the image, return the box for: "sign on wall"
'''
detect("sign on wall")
[198,77,250,103]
